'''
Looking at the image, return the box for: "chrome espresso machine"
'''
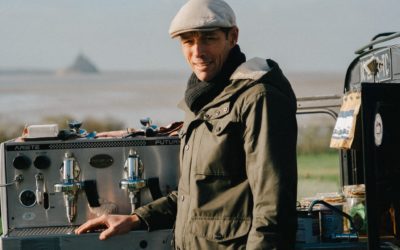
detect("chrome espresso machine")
[0,135,180,250]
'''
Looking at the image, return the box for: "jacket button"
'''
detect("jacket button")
[215,111,220,116]
[184,145,189,151]
[181,195,184,202]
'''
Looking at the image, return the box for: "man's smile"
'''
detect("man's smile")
[193,61,212,69]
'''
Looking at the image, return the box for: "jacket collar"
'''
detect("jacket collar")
[178,57,272,116]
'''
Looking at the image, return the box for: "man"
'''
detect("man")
[76,0,298,249]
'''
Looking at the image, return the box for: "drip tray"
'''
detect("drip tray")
[8,226,78,237]
[2,229,173,250]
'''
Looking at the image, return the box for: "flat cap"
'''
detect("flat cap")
[169,0,236,38]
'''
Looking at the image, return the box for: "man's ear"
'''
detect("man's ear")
[229,27,239,47]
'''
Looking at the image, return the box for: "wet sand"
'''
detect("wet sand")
[0,71,344,128]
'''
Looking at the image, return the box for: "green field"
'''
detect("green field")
[297,151,341,199]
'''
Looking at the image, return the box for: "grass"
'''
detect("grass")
[297,151,341,199]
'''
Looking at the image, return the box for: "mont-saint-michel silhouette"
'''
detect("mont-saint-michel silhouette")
[58,53,99,75]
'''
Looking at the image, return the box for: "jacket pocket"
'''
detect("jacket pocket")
[195,116,243,176]
[212,116,233,136]
[188,218,251,243]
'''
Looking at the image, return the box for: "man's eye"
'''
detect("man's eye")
[182,39,194,45]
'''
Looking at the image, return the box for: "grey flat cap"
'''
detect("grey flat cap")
[169,0,236,38]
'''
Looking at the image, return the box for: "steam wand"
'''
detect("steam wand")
[0,175,23,187]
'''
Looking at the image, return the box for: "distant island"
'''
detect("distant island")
[57,53,99,75]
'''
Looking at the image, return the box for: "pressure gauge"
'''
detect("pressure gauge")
[19,189,37,208]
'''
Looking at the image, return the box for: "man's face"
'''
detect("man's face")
[179,28,238,81]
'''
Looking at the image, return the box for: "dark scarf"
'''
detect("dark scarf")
[185,45,246,113]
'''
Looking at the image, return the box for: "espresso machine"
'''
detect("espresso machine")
[0,136,180,250]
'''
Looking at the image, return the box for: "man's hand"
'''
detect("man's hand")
[75,214,142,240]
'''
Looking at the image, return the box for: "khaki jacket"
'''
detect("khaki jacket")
[135,58,298,249]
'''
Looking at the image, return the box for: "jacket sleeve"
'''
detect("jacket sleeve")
[242,87,298,249]
[134,191,178,231]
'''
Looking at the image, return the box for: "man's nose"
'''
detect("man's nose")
[192,42,206,58]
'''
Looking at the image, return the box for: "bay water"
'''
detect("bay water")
[0,70,343,130]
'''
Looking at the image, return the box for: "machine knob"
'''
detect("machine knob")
[13,155,31,170]
[34,155,51,169]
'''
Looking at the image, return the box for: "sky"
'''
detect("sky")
[1,0,400,73]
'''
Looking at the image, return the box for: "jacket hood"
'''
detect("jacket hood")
[229,57,295,107]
